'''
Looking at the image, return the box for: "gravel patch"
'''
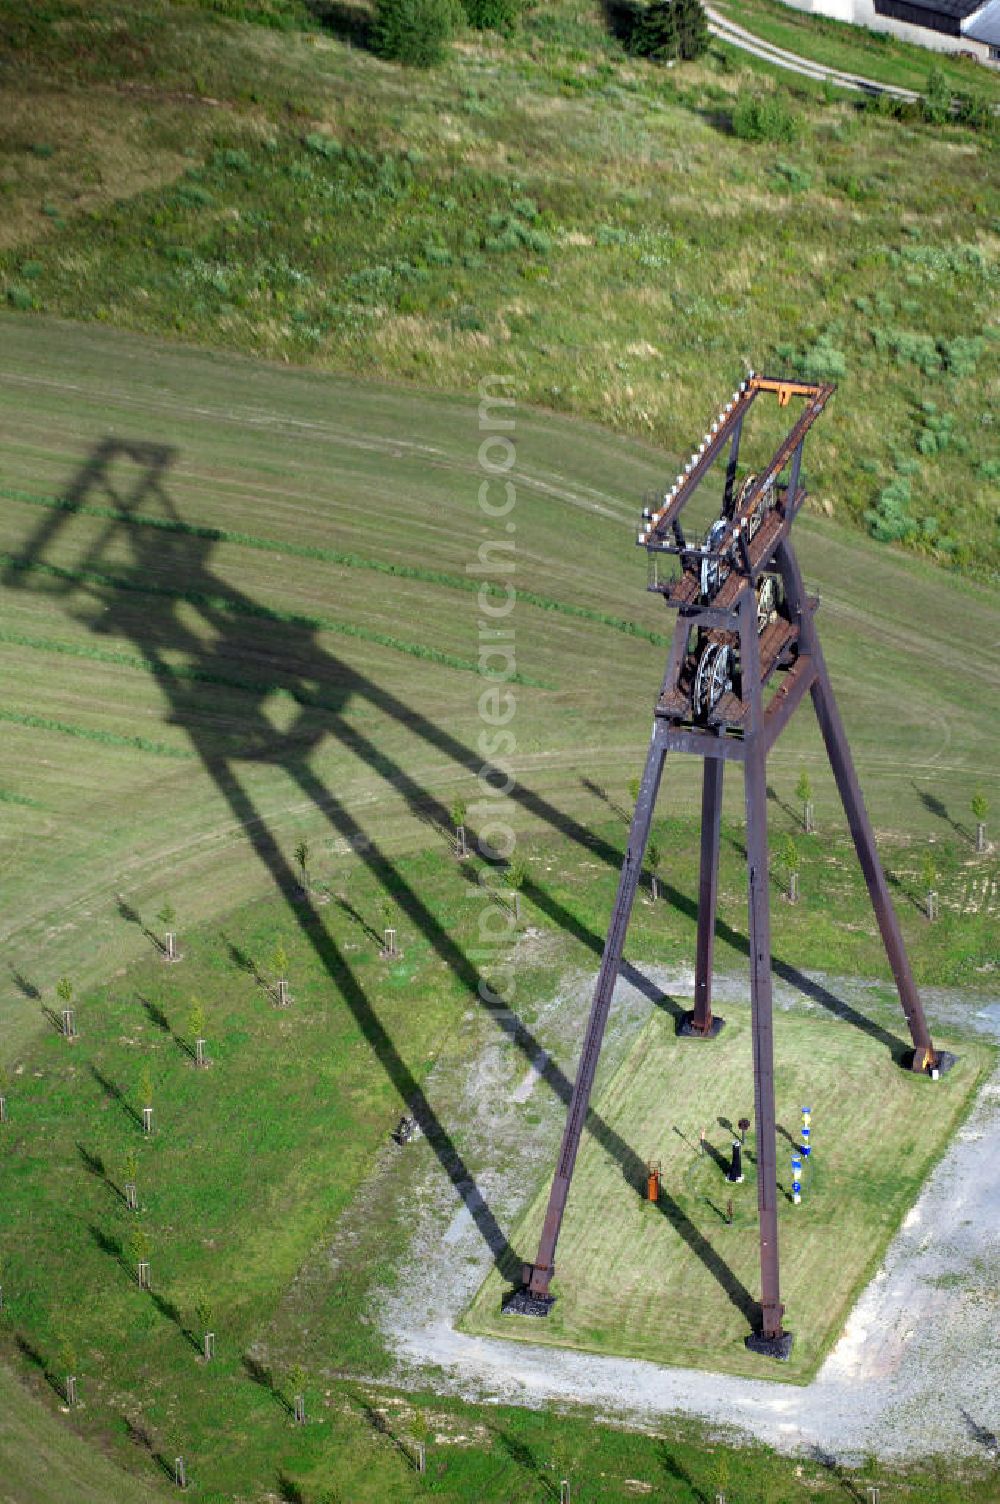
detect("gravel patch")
[377,965,1000,1462]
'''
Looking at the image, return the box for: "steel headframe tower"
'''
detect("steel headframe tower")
[508,373,950,1358]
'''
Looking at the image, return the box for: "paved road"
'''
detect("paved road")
[705,5,921,100]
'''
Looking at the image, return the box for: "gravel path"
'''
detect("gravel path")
[378,966,1000,1462]
[704,6,920,100]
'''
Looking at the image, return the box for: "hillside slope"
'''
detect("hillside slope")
[0,0,997,575]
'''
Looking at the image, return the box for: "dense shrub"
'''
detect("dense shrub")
[667,0,708,59]
[954,90,992,130]
[632,0,708,62]
[731,89,798,144]
[916,410,954,456]
[871,327,940,375]
[864,477,916,542]
[461,0,519,31]
[303,132,342,159]
[940,335,983,377]
[484,211,550,253]
[771,158,812,193]
[922,64,951,126]
[798,335,846,381]
[372,0,460,66]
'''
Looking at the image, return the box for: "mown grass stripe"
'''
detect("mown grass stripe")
[0,706,192,758]
[0,626,346,711]
[2,486,671,648]
[0,552,550,687]
[0,786,43,808]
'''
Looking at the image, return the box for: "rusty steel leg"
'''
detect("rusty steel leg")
[776,537,940,1074]
[739,589,791,1358]
[683,756,726,1039]
[512,723,669,1311]
[743,739,786,1349]
[723,412,746,515]
[810,668,938,1073]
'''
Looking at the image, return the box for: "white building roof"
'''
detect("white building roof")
[963,0,1000,40]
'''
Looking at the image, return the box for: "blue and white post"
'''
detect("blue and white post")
[801,1105,812,1159]
[791,1153,802,1206]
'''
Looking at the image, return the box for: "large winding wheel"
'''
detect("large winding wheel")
[756,575,778,631]
[692,640,732,718]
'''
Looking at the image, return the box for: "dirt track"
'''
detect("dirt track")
[378,966,1000,1462]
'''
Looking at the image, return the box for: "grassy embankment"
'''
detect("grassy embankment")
[0,0,997,576]
[717,0,1000,98]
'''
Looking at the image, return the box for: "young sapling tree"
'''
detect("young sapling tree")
[921,848,939,921]
[379,897,398,959]
[971,790,988,853]
[56,976,75,1039]
[288,1362,307,1424]
[410,1406,429,1475]
[646,840,662,902]
[506,857,526,924]
[710,1450,731,1504]
[139,1062,154,1134]
[796,768,814,833]
[450,797,468,859]
[194,1291,214,1360]
[780,834,800,903]
[293,839,311,895]
[123,1147,139,1210]
[158,901,178,961]
[130,1224,151,1288]
[271,941,290,1006]
[58,1337,78,1407]
[188,996,207,1067]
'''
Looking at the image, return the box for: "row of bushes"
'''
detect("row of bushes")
[730,81,995,147]
[373,0,520,67]
[373,0,709,66]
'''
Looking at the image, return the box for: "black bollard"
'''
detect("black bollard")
[726,1138,744,1184]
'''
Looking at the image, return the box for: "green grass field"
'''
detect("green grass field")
[1,314,996,1051]
[0,5,998,1490]
[0,316,997,1501]
[0,1370,171,1504]
[462,1008,990,1381]
[0,853,993,1499]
